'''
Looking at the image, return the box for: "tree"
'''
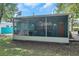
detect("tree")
[56,3,79,31]
[55,3,65,13]
[56,3,79,19]
[0,3,18,22]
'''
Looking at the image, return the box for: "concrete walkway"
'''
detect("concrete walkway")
[71,31,79,41]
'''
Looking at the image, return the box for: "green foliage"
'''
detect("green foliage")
[56,3,79,18]
[0,3,17,22]
[0,37,12,47]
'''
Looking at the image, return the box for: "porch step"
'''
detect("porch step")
[69,39,79,42]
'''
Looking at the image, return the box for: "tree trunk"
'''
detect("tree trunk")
[0,11,4,23]
[0,12,3,23]
[72,18,73,31]
[0,19,1,23]
[0,4,4,23]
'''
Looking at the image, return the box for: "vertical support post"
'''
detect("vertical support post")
[68,14,72,39]
[12,18,15,40]
[0,23,1,34]
[45,17,47,36]
[12,18,14,34]
[68,15,70,39]
[27,20,29,36]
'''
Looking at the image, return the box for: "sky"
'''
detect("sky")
[16,3,57,16]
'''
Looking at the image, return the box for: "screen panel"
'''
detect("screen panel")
[13,15,68,37]
[47,16,68,37]
[28,17,46,36]
[13,17,46,36]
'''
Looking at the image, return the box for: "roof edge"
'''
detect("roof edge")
[13,13,70,19]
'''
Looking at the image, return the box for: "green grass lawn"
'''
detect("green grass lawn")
[0,36,79,56]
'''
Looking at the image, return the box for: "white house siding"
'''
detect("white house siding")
[13,35,69,43]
